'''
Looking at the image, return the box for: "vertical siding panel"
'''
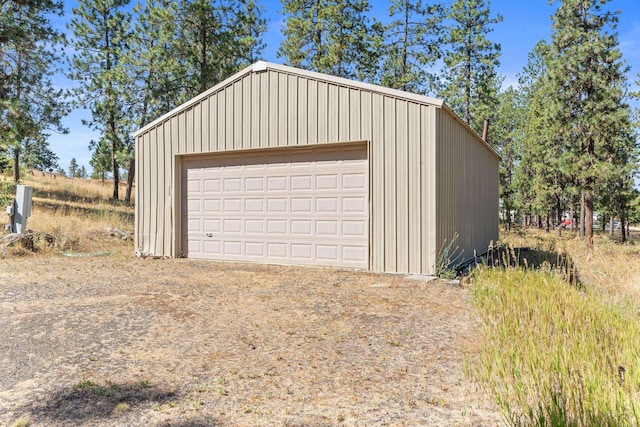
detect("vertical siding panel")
[328,84,338,142]
[233,80,242,149]
[242,75,252,149]
[298,77,308,145]
[383,96,396,271]
[193,103,201,153]
[260,72,269,148]
[350,88,360,140]
[163,121,172,256]
[143,132,152,253]
[156,124,165,254]
[134,136,140,251]
[278,72,288,145]
[186,108,194,154]
[317,81,327,142]
[217,90,225,151]
[148,129,158,253]
[209,94,217,151]
[371,93,384,272]
[396,100,408,273]
[201,99,209,152]
[288,74,298,145]
[307,79,317,144]
[251,73,261,148]
[423,105,437,274]
[269,71,278,146]
[227,84,235,149]
[177,112,185,154]
[360,91,371,141]
[408,103,421,273]
[338,86,349,140]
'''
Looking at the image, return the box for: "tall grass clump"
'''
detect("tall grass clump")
[471,265,640,426]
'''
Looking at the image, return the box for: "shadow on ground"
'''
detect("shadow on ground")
[471,244,581,287]
[18,380,180,425]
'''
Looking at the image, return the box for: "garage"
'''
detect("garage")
[134,61,499,275]
[181,144,369,268]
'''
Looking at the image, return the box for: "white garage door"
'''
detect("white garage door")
[181,144,369,268]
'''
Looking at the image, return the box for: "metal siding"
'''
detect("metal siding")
[163,120,172,256]
[424,106,437,275]
[396,99,409,273]
[193,103,202,153]
[278,73,287,146]
[408,103,421,273]
[134,134,141,251]
[208,95,216,151]
[383,96,396,272]
[135,66,496,274]
[143,131,152,254]
[269,71,278,147]
[350,88,360,139]
[259,73,269,147]
[317,81,328,143]
[298,77,308,145]
[308,79,318,143]
[371,93,384,272]
[328,84,338,142]
[339,86,349,140]
[435,108,499,268]
[217,91,225,150]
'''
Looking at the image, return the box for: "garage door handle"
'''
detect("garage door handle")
[206,233,213,237]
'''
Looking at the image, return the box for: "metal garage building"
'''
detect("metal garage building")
[133,61,498,275]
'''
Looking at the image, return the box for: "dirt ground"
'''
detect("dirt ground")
[0,255,501,426]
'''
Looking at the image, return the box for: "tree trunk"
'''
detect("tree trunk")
[585,190,594,249]
[12,148,20,183]
[545,214,550,233]
[124,157,135,206]
[580,189,585,238]
[609,216,614,237]
[569,208,574,231]
[621,211,626,243]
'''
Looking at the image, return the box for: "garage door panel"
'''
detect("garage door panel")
[182,144,368,268]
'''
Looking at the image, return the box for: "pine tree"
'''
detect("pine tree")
[68,158,79,177]
[491,86,523,228]
[173,0,266,97]
[0,0,68,183]
[380,0,443,93]
[70,0,133,201]
[278,0,381,81]
[546,0,635,247]
[89,137,112,183]
[438,0,502,138]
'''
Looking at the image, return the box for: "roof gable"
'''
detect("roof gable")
[134,61,445,137]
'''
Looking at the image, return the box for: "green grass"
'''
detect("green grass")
[471,265,640,426]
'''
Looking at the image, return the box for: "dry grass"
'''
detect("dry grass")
[1,173,134,256]
[471,227,640,426]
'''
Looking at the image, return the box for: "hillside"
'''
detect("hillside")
[0,172,134,257]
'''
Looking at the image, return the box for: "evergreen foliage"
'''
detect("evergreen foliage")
[0,0,68,182]
[278,0,382,81]
[545,0,636,246]
[380,0,444,94]
[438,0,502,137]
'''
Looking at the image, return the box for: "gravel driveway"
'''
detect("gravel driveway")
[0,255,500,426]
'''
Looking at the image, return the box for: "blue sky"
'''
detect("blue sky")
[49,0,640,173]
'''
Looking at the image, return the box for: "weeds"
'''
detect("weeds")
[436,233,464,279]
[471,230,640,426]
